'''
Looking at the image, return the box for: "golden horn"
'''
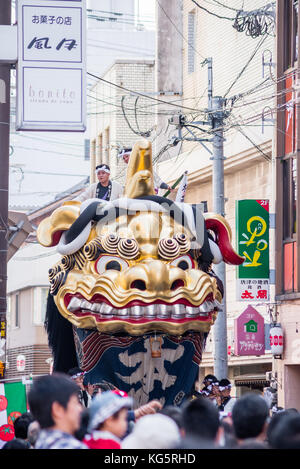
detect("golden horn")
[124,139,155,198]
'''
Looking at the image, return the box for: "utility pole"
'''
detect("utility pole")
[210,95,228,380]
[0,0,12,380]
[168,57,229,379]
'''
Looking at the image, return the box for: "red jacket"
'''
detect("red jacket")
[83,431,121,450]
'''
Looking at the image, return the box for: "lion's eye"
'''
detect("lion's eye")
[170,255,194,270]
[96,256,129,274]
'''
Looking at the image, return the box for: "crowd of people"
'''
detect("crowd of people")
[2,369,300,450]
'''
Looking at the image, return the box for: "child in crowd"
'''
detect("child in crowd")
[83,391,132,449]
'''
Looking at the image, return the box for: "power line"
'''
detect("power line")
[223,34,268,98]
[87,72,204,113]
[191,0,235,20]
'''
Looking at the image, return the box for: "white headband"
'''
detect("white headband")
[96,166,110,174]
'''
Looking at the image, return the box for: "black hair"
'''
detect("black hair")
[181,397,220,440]
[13,412,34,439]
[74,408,90,441]
[269,412,300,449]
[2,438,30,449]
[231,393,269,440]
[203,374,218,383]
[67,367,84,377]
[28,373,80,429]
[159,406,183,430]
[219,378,231,387]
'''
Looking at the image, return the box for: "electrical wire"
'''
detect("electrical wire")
[223,34,268,98]
[191,0,235,20]
[87,72,205,112]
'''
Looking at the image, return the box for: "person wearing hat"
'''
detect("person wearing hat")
[74,164,123,202]
[67,367,92,408]
[218,378,235,415]
[83,391,133,449]
[118,148,176,195]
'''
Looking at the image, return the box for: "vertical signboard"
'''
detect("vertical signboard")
[16,0,86,131]
[234,305,265,356]
[236,199,270,302]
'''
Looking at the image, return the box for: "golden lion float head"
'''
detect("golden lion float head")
[37,140,244,336]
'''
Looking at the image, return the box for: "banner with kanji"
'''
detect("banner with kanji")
[236,200,269,302]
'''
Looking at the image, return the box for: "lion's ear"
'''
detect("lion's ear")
[204,213,245,265]
[37,201,81,247]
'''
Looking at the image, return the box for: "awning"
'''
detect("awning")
[234,374,270,387]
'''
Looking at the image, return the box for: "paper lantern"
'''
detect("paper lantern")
[269,325,283,357]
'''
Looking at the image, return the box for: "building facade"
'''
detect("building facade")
[88,58,155,185]
[274,0,300,409]
[156,0,276,397]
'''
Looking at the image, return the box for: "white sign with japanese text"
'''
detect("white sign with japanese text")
[16,0,86,131]
[236,278,270,302]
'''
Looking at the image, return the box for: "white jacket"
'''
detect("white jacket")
[74,181,123,202]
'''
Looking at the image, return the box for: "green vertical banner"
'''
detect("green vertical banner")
[236,200,270,302]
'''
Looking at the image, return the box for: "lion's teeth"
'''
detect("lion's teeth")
[130,306,143,318]
[171,304,185,319]
[91,303,101,313]
[186,306,200,317]
[144,304,157,318]
[68,297,82,311]
[101,304,113,315]
[68,299,216,320]
[117,308,130,318]
[157,304,171,318]
[213,300,223,311]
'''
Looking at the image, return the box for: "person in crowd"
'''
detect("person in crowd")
[199,374,218,398]
[2,439,30,449]
[13,412,34,441]
[218,378,236,415]
[181,396,223,448]
[67,367,93,408]
[83,391,132,449]
[27,420,40,448]
[118,148,176,195]
[231,392,269,445]
[268,411,300,449]
[219,416,238,448]
[237,438,269,449]
[28,373,88,449]
[73,164,123,202]
[121,413,181,449]
[159,406,184,436]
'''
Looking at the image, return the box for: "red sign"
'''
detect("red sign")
[234,305,265,356]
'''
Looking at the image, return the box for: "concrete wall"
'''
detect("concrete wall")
[89,59,155,184]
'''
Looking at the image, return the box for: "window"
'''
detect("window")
[283,157,297,240]
[283,157,297,293]
[188,11,195,74]
[33,287,49,325]
[105,127,110,165]
[97,133,103,166]
[15,293,19,328]
[284,0,299,70]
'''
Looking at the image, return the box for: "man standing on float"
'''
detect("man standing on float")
[74,164,123,202]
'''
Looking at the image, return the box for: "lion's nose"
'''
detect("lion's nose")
[123,260,186,292]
